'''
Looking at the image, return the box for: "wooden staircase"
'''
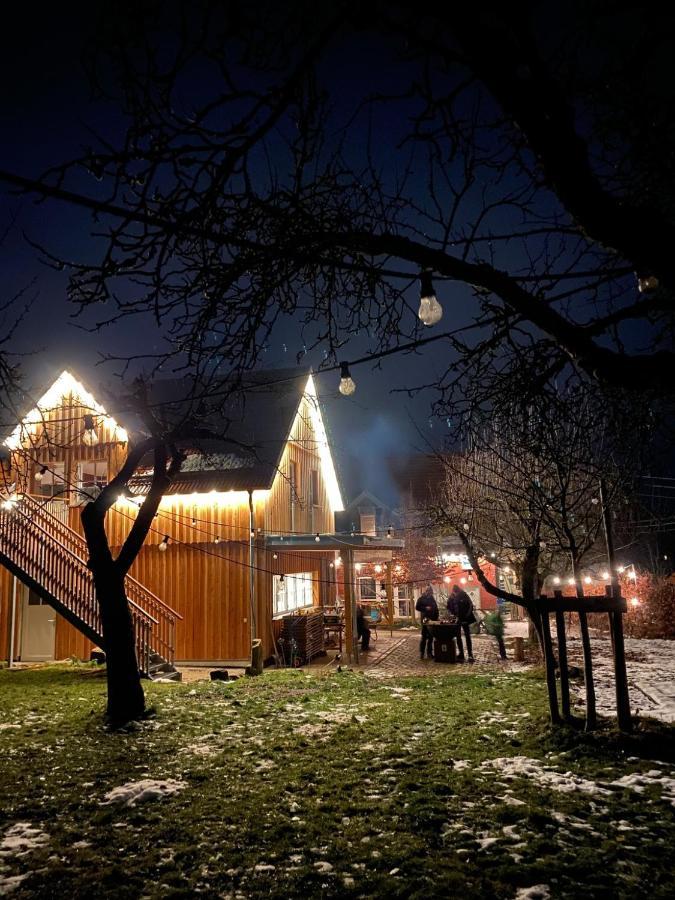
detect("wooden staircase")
[0,494,182,680]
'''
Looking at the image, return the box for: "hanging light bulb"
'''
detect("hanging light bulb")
[355,563,362,572]
[315,533,321,543]
[280,574,285,584]
[338,362,356,396]
[539,540,547,550]
[374,564,382,574]
[158,535,170,552]
[82,414,99,447]
[191,517,197,526]
[214,537,221,545]
[602,571,610,580]
[250,529,255,538]
[463,523,470,532]
[637,275,659,293]
[568,577,575,586]
[418,270,443,326]
[386,526,393,539]
[272,552,278,560]
[34,466,48,483]
[553,576,561,585]
[584,575,591,585]
[630,596,639,607]
[329,562,334,569]
[335,556,342,566]
[444,575,451,584]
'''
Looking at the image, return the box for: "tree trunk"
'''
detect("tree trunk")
[93,564,145,727]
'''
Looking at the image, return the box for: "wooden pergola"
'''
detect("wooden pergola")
[264,533,405,664]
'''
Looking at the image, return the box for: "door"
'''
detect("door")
[21,590,56,661]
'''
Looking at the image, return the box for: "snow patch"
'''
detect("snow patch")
[0,823,49,857]
[515,886,550,899]
[101,779,186,807]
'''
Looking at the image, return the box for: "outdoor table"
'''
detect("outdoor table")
[324,621,343,653]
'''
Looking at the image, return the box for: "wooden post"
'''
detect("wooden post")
[385,561,394,638]
[599,479,632,732]
[540,604,561,724]
[343,548,357,665]
[571,558,597,731]
[554,591,571,720]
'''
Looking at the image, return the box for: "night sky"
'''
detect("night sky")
[0,4,458,490]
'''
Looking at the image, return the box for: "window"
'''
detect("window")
[273,573,313,617]
[289,461,298,530]
[360,513,376,536]
[33,462,66,499]
[310,469,319,506]
[358,577,377,600]
[74,460,107,505]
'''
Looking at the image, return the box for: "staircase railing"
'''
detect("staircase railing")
[0,494,181,671]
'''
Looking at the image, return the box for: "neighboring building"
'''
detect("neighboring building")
[0,367,399,670]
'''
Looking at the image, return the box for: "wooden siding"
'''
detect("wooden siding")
[2,379,339,663]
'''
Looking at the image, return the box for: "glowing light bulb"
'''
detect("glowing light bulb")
[418,270,443,326]
[374,564,382,574]
[460,577,467,585]
[315,533,321,543]
[463,523,470,532]
[386,526,393,538]
[602,571,610,580]
[158,535,170,552]
[630,596,639,607]
[584,576,591,585]
[338,362,356,396]
[568,577,575,586]
[355,563,362,572]
[34,466,47,483]
[553,576,561,585]
[444,576,451,584]
[335,556,342,566]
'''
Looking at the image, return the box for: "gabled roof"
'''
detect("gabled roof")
[4,366,343,506]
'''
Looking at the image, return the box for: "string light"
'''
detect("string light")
[463,523,470,532]
[338,362,356,397]
[584,576,591,584]
[444,575,451,584]
[630,596,640,607]
[418,270,443,326]
[335,556,342,566]
[553,576,561,585]
[568,577,575,586]
[315,532,321,543]
[386,526,393,538]
[638,275,659,293]
[158,535,170,552]
[82,414,99,447]
[460,576,467,584]
[272,552,278,559]
[374,564,382,574]
[214,537,221,545]
[355,563,362,572]
[602,571,610,580]
[34,466,48,483]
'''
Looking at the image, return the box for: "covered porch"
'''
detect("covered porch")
[264,533,405,664]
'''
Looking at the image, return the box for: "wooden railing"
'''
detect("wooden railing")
[0,494,181,671]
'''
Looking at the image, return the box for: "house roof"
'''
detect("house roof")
[3,366,343,503]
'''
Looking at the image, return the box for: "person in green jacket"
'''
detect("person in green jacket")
[482,610,507,660]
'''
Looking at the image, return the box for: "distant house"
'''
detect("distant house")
[0,368,402,671]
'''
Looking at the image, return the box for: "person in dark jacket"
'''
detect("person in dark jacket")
[447,585,476,662]
[356,604,371,651]
[416,586,439,659]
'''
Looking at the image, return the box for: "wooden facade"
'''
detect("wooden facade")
[1,371,342,666]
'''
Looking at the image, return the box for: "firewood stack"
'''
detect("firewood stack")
[281,611,325,665]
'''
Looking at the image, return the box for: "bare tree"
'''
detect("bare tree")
[1,1,673,403]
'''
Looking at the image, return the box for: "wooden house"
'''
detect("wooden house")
[0,367,383,671]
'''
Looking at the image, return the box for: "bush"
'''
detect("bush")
[588,575,675,640]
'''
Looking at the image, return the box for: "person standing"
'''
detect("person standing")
[416,585,439,659]
[447,584,476,662]
[356,603,371,652]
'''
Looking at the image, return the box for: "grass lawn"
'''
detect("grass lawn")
[1,664,674,899]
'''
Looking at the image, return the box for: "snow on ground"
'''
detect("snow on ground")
[481,756,675,807]
[101,779,186,807]
[566,634,675,723]
[0,824,49,857]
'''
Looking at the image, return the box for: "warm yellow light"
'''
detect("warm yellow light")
[444,575,451,584]
[374,564,382,574]
[584,576,592,585]
[304,375,343,512]
[355,563,362,572]
[335,556,342,566]
[553,576,561,585]
[460,576,467,584]
[602,571,610,580]
[4,370,128,450]
[630,596,639,607]
[568,577,575,586]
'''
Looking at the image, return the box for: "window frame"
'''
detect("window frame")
[73,459,108,506]
[273,572,314,617]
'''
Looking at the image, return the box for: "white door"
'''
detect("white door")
[21,590,56,661]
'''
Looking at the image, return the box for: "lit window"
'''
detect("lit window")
[74,460,107,505]
[273,573,313,617]
[358,577,377,600]
[33,462,66,500]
